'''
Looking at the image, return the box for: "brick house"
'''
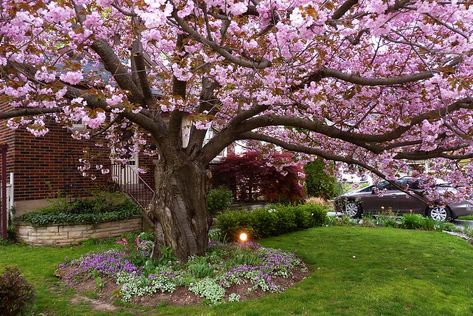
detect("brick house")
[0,101,157,216]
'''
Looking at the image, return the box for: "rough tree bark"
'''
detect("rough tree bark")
[151,155,211,261]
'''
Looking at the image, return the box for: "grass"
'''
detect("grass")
[458,215,473,221]
[1,227,473,315]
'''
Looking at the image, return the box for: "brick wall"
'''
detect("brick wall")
[13,124,114,201]
[0,102,157,203]
[0,101,15,175]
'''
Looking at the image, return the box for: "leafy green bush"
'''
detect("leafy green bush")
[216,203,328,241]
[17,192,140,226]
[189,278,226,305]
[0,266,35,316]
[325,215,355,226]
[400,214,430,230]
[375,214,399,228]
[304,159,343,199]
[207,187,234,215]
[187,257,214,279]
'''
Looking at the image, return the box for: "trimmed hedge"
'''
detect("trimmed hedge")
[16,192,140,226]
[216,203,328,241]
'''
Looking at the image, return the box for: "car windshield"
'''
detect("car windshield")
[376,179,406,190]
[375,178,454,190]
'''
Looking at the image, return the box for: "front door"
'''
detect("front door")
[112,154,139,185]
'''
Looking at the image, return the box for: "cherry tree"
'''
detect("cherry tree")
[0,0,472,260]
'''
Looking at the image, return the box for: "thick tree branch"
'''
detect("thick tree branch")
[332,0,359,20]
[238,131,432,204]
[132,40,154,103]
[90,39,144,102]
[243,97,473,143]
[395,145,473,160]
[186,77,220,157]
[168,34,187,148]
[291,67,434,91]
[171,11,271,69]
[0,107,62,120]
[238,131,387,178]
[201,98,473,163]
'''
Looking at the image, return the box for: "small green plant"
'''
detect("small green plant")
[325,215,354,226]
[376,213,398,228]
[0,266,35,316]
[401,214,428,230]
[116,272,176,301]
[208,187,234,215]
[16,191,140,226]
[360,216,376,227]
[209,228,227,244]
[156,246,176,265]
[95,275,104,290]
[189,278,226,305]
[230,249,261,266]
[228,293,241,302]
[187,257,214,279]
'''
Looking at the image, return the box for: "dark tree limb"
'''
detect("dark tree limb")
[168,34,187,148]
[90,39,144,102]
[200,98,473,163]
[186,77,221,158]
[171,11,271,69]
[238,131,433,204]
[332,0,359,20]
[291,67,434,91]
[0,107,62,120]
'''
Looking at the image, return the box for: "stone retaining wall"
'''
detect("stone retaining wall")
[15,217,142,246]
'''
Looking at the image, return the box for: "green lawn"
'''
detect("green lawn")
[458,215,473,221]
[1,227,472,315]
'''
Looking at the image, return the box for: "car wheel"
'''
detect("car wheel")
[344,201,362,218]
[427,205,450,222]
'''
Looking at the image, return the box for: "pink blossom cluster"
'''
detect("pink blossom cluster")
[0,0,471,201]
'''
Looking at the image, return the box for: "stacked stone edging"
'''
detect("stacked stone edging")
[15,217,142,246]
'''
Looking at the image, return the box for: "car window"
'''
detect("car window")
[408,179,422,190]
[377,181,398,191]
[360,185,374,192]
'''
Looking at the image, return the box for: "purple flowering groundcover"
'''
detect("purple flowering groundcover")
[56,241,309,306]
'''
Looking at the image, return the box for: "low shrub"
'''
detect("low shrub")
[216,203,329,241]
[207,187,234,216]
[16,192,140,226]
[400,214,429,230]
[326,213,464,235]
[375,214,398,228]
[0,266,35,316]
[325,215,356,226]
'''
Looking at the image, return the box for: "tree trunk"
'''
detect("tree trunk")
[151,157,210,262]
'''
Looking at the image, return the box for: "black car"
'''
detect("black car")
[334,177,473,221]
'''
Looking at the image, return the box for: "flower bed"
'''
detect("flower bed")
[56,235,309,306]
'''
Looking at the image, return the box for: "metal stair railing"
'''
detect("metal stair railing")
[112,164,156,225]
